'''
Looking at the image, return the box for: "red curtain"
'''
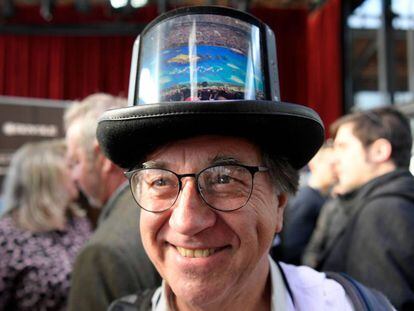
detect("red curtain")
[251,7,309,106]
[0,3,156,100]
[0,2,343,130]
[0,35,135,99]
[307,0,343,133]
[0,7,310,103]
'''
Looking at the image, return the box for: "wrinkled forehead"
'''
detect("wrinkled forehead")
[144,135,263,169]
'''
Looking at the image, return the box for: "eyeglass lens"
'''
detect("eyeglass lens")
[129,165,254,212]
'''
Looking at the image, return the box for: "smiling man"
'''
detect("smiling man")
[136,135,288,311]
[97,6,393,311]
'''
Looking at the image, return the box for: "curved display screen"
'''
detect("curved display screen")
[137,13,265,104]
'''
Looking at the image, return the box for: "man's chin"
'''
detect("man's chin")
[172,282,228,309]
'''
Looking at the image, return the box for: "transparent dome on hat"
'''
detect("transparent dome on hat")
[135,13,267,104]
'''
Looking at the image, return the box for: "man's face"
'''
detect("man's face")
[309,147,337,191]
[139,135,286,308]
[333,122,375,193]
[66,121,105,208]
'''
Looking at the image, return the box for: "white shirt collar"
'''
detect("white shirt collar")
[151,256,292,311]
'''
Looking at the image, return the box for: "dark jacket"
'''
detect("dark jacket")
[67,183,161,311]
[319,169,414,311]
[274,186,326,264]
[302,197,341,268]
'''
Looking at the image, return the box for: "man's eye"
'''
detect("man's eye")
[153,179,168,186]
[148,177,174,188]
[218,175,233,184]
[216,175,232,184]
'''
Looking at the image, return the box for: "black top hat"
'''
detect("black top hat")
[97,6,324,169]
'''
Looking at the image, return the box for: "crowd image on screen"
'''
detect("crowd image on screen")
[161,83,259,102]
[159,14,251,54]
[146,14,265,102]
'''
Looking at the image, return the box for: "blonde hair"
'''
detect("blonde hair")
[1,139,83,232]
[64,93,127,160]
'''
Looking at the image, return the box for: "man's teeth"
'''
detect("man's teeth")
[176,247,216,258]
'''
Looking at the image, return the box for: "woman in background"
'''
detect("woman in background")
[0,140,92,310]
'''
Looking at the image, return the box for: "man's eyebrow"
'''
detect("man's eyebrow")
[141,161,167,169]
[140,156,240,169]
[210,155,241,165]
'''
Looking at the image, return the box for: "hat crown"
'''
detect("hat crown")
[128,6,280,107]
[97,6,325,171]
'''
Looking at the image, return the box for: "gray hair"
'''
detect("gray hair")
[1,140,83,232]
[262,152,299,196]
[64,93,127,160]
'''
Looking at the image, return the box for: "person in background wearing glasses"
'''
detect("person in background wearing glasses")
[97,6,394,311]
[316,107,414,310]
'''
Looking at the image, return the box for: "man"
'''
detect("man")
[65,93,160,311]
[274,141,337,264]
[316,107,414,310]
[96,6,393,310]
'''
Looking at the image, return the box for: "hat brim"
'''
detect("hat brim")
[97,100,325,169]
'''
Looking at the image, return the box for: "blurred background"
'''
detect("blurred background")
[1,0,414,188]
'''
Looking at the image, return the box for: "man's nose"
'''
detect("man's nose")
[169,178,217,236]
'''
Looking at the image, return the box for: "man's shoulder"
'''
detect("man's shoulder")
[278,262,354,309]
[84,205,141,250]
[110,184,138,208]
[354,191,414,240]
[98,182,137,220]
[359,189,414,218]
[348,170,414,217]
[362,170,414,203]
[99,184,141,231]
[279,262,330,288]
[79,190,141,255]
[71,226,151,281]
[279,262,395,310]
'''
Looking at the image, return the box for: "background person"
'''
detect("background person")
[0,139,91,310]
[272,140,337,264]
[65,93,160,311]
[318,107,414,310]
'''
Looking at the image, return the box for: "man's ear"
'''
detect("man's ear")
[93,140,112,173]
[368,138,392,163]
[277,193,288,209]
[275,193,288,233]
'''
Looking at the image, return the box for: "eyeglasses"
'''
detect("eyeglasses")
[125,164,268,213]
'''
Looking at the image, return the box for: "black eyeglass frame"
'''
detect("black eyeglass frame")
[124,164,269,213]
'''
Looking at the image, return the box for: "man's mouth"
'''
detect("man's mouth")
[176,246,217,258]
